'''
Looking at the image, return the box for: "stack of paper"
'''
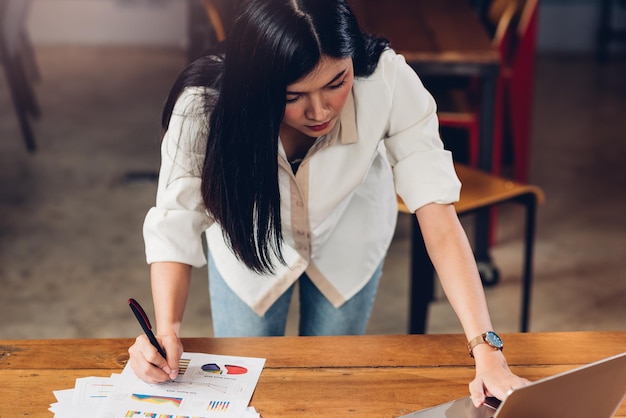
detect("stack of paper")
[50,352,265,418]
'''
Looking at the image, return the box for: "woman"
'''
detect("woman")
[128,0,528,406]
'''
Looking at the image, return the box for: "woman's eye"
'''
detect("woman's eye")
[329,80,346,90]
[286,95,300,103]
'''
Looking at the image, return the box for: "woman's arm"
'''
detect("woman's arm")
[151,261,192,337]
[128,261,191,383]
[415,202,529,405]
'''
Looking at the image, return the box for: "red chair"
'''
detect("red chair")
[504,0,538,183]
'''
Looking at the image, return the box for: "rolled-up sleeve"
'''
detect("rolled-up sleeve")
[143,87,213,267]
[382,52,461,213]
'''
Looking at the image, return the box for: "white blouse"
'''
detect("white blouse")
[143,49,461,316]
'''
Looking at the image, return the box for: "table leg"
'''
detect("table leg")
[408,217,434,334]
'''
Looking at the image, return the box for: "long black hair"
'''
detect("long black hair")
[162,0,388,274]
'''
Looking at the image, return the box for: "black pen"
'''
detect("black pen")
[128,298,167,359]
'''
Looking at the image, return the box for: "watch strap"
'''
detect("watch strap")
[467,332,503,358]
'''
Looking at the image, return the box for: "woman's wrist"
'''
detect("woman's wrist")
[156,322,181,337]
[471,344,508,371]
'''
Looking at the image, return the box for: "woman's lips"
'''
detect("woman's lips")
[307,120,331,132]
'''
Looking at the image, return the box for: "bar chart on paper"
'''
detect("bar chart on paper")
[208,400,231,412]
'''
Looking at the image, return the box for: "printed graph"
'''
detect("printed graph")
[200,363,248,375]
[124,411,206,418]
[167,379,229,394]
[89,382,115,398]
[178,358,191,375]
[131,393,183,408]
[207,400,230,412]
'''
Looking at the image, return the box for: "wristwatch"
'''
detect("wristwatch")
[467,331,503,358]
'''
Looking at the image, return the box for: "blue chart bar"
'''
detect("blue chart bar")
[208,400,230,412]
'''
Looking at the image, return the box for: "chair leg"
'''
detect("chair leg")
[13,51,41,118]
[468,119,480,168]
[487,75,506,246]
[19,31,41,83]
[3,59,37,152]
[11,97,37,153]
[488,206,498,248]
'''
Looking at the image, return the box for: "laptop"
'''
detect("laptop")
[400,351,626,418]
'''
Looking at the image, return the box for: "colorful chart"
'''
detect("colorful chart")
[207,400,230,412]
[225,365,247,375]
[131,394,183,408]
[124,411,205,418]
[89,383,115,398]
[201,363,222,374]
[201,363,248,375]
[178,358,191,375]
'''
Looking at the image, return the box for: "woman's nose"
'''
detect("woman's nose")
[305,94,329,121]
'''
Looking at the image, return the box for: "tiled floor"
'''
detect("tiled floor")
[1,46,625,340]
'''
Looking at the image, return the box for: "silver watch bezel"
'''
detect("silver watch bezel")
[484,331,503,349]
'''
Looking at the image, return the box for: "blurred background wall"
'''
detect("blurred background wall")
[27,0,187,48]
[25,0,626,54]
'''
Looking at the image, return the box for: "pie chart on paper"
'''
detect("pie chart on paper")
[201,363,248,375]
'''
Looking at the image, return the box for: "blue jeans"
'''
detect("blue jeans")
[208,253,383,337]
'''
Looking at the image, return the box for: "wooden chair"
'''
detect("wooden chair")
[398,163,545,333]
[426,0,518,173]
[428,0,538,184]
[0,0,40,152]
[202,0,228,42]
[187,0,233,62]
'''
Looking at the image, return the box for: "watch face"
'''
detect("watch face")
[485,331,503,349]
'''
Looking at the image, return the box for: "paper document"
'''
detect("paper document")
[50,352,265,418]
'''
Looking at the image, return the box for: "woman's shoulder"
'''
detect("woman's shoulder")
[355,48,410,83]
[163,52,224,126]
[172,86,215,117]
[378,47,404,63]
[353,48,414,91]
[375,48,412,78]
[350,47,432,125]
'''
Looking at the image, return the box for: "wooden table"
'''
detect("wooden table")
[2,332,626,417]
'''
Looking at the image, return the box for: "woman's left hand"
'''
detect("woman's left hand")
[468,346,531,407]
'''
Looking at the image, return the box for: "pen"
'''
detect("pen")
[128,298,167,359]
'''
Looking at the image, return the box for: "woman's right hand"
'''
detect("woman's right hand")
[128,333,183,383]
